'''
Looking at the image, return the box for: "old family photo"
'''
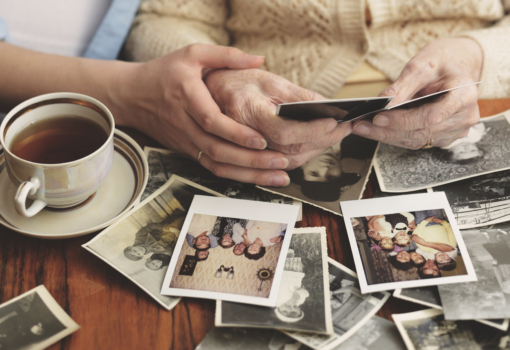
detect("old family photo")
[216,228,332,334]
[375,111,510,192]
[0,286,79,350]
[285,259,390,350]
[341,192,476,293]
[161,195,299,307]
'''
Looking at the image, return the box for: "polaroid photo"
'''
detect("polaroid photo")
[432,169,510,229]
[195,327,310,350]
[215,227,332,334]
[438,221,510,321]
[277,82,481,124]
[143,147,302,221]
[394,287,509,331]
[393,309,509,350]
[160,195,299,307]
[340,192,477,294]
[0,285,79,350]
[258,134,377,216]
[334,315,406,350]
[84,175,225,309]
[285,258,390,350]
[374,110,510,192]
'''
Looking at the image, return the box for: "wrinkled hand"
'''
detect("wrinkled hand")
[352,38,483,149]
[205,69,353,170]
[119,44,294,186]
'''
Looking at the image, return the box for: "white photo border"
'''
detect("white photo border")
[161,195,300,307]
[340,192,477,294]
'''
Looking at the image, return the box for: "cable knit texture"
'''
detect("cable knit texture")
[125,0,510,99]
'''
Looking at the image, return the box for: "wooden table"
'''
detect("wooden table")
[1,99,509,350]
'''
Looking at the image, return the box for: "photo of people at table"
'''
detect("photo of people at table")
[351,209,468,285]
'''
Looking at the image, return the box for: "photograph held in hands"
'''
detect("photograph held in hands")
[341,192,477,294]
[161,195,299,307]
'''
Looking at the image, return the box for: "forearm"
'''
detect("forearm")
[426,242,455,252]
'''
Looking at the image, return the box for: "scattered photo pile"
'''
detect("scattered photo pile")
[0,285,79,350]
[341,192,477,293]
[375,111,510,192]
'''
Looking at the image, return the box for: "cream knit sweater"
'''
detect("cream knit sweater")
[125,0,510,99]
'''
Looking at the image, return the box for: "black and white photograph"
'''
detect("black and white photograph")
[216,227,332,334]
[374,112,510,192]
[0,285,79,350]
[143,147,302,220]
[433,169,510,229]
[394,286,442,309]
[161,195,299,307]
[341,192,477,293]
[393,309,510,350]
[258,134,377,216]
[438,222,510,321]
[285,258,390,350]
[195,327,311,350]
[334,315,407,350]
[83,175,224,309]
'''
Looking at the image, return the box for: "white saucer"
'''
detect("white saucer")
[0,129,148,239]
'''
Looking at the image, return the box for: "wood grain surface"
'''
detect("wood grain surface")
[1,99,509,350]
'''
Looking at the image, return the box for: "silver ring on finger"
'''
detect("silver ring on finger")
[197,150,204,162]
[422,139,434,149]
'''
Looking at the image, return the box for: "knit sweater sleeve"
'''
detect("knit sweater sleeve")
[459,15,510,98]
[124,0,229,62]
[367,0,504,28]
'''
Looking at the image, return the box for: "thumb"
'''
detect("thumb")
[186,43,264,70]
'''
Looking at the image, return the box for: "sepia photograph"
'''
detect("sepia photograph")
[84,175,224,309]
[0,285,79,350]
[433,169,510,229]
[195,327,311,350]
[143,147,302,220]
[334,315,406,350]
[216,227,332,334]
[258,134,377,216]
[438,221,510,321]
[341,192,477,293]
[393,309,510,350]
[374,112,510,192]
[161,196,299,307]
[285,258,390,350]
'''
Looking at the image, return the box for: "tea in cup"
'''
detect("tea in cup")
[0,92,115,217]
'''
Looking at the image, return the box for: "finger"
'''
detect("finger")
[370,86,478,130]
[184,43,264,70]
[184,79,270,150]
[199,154,291,186]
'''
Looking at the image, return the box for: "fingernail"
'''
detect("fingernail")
[353,123,370,136]
[373,114,389,126]
[327,121,337,132]
[247,54,265,59]
[268,158,289,169]
[248,138,267,149]
[269,175,290,187]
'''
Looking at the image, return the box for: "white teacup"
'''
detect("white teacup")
[0,92,115,217]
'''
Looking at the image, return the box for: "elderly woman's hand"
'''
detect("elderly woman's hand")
[204,68,353,170]
[352,38,483,149]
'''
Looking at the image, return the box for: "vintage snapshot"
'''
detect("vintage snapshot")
[334,316,406,350]
[143,147,302,220]
[84,175,224,309]
[341,192,477,294]
[259,134,377,216]
[438,221,510,320]
[195,327,310,350]
[285,258,390,350]
[394,287,509,331]
[161,195,299,307]
[216,227,332,334]
[393,309,510,350]
[0,285,80,350]
[374,111,510,192]
[432,169,510,229]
